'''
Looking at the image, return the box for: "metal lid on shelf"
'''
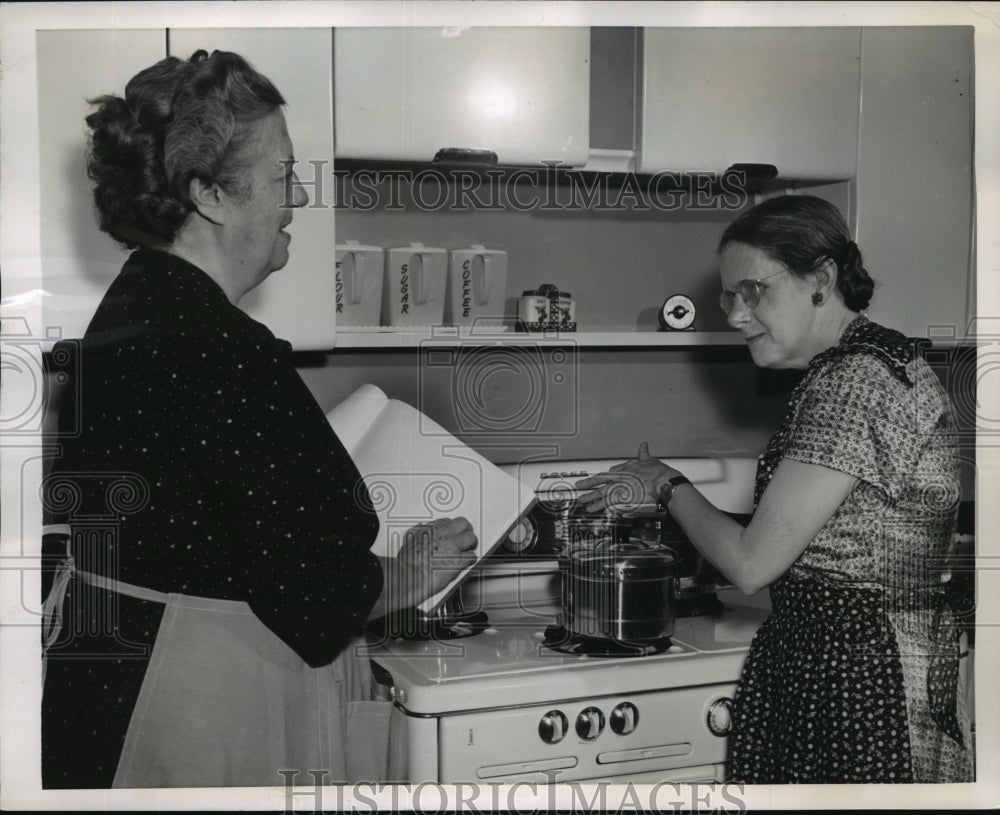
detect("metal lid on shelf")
[522,283,572,298]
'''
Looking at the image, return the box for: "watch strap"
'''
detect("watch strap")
[656,474,691,509]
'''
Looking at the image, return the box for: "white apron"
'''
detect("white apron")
[45,561,404,788]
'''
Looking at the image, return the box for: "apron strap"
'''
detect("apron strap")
[43,550,172,669]
[76,569,170,605]
[42,555,73,654]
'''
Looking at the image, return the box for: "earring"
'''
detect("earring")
[811,292,823,306]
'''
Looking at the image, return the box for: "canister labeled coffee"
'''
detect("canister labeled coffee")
[446,245,508,327]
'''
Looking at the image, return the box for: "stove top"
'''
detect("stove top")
[363,585,770,715]
[541,624,674,657]
[364,457,764,716]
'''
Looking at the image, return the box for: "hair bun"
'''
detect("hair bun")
[841,241,860,268]
[837,240,874,311]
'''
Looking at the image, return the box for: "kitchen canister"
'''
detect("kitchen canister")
[517,283,576,332]
[334,241,384,326]
[445,245,508,327]
[383,243,448,327]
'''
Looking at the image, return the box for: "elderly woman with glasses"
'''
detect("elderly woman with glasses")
[577,194,973,784]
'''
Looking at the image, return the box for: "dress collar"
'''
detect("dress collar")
[125,249,232,304]
[808,313,916,387]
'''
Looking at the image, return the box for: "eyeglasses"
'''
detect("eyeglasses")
[718,268,789,314]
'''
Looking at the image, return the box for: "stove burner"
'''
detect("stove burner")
[368,609,490,641]
[542,624,672,657]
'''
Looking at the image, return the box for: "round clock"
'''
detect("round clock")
[659,294,697,331]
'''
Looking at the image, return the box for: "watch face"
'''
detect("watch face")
[660,294,696,330]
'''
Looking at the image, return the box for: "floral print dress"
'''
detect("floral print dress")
[728,315,974,783]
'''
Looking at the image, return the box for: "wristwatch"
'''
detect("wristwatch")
[656,474,691,510]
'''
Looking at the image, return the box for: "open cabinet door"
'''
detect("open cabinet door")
[168,28,338,350]
[335,27,590,167]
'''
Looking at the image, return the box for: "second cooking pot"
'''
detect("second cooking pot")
[560,537,683,643]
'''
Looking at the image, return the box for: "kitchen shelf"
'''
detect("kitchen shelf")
[334,327,740,349]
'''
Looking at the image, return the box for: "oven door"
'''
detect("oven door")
[429,683,736,783]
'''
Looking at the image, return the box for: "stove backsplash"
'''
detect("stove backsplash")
[301,348,782,461]
[299,344,977,504]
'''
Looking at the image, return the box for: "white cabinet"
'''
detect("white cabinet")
[637,28,861,179]
[36,29,167,341]
[169,28,337,349]
[853,26,974,340]
[334,27,590,167]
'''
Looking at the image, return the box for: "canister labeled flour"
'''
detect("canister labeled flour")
[334,241,384,326]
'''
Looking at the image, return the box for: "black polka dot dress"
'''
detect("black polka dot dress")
[42,250,383,788]
[728,316,974,784]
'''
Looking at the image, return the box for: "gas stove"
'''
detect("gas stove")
[363,457,768,784]
[365,573,769,783]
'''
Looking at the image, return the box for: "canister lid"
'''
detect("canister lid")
[522,283,571,298]
[335,240,383,252]
[387,243,447,253]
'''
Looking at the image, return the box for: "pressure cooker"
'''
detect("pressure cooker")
[607,506,726,617]
[559,537,683,643]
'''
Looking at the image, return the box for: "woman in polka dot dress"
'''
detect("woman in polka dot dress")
[577,195,973,783]
[41,50,476,788]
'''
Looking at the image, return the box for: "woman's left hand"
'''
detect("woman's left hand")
[385,517,479,613]
[575,442,681,513]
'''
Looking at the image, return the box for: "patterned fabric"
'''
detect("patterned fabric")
[42,249,383,788]
[753,315,919,508]
[729,574,914,783]
[733,315,973,784]
[809,314,919,387]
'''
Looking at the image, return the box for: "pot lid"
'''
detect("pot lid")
[565,538,681,579]
[606,504,669,521]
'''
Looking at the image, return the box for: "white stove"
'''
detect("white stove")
[364,457,768,784]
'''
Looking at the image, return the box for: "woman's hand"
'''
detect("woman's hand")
[374,517,478,617]
[574,442,681,513]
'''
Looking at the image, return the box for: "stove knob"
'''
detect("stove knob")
[706,698,734,737]
[538,710,568,744]
[502,517,537,554]
[610,702,639,735]
[575,707,605,740]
